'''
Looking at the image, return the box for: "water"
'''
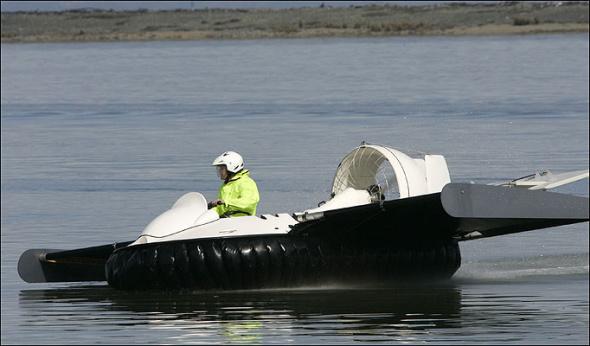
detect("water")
[1,34,588,344]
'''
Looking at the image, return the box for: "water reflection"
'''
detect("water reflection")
[19,283,462,344]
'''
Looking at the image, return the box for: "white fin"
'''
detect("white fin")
[500,169,589,190]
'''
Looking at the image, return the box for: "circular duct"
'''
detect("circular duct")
[331,144,429,200]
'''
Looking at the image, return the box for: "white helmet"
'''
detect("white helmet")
[212,151,244,173]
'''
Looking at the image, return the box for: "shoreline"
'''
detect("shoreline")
[2,2,588,43]
[2,27,588,45]
[2,23,589,44]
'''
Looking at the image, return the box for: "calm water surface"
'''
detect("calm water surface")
[1,34,589,344]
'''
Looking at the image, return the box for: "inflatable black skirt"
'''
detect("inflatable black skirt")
[105,235,461,290]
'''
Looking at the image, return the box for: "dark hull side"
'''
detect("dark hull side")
[105,235,461,290]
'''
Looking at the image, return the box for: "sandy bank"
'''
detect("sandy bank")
[2,2,588,43]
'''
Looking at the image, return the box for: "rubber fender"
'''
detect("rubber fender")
[105,236,461,290]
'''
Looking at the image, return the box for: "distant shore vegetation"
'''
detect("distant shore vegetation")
[1,1,588,43]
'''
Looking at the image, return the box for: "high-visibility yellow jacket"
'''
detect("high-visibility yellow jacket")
[215,169,260,217]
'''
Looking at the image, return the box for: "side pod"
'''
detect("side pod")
[18,241,132,283]
[441,183,589,240]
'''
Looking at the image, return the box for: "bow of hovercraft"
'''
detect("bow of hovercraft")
[129,192,298,246]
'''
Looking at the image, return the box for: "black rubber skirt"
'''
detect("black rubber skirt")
[105,235,461,290]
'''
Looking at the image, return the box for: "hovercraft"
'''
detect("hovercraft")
[18,144,589,290]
